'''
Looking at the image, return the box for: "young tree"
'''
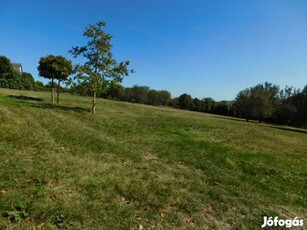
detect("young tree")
[38,55,72,104]
[53,56,72,104]
[70,21,133,114]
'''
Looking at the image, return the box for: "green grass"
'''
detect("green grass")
[0,88,306,229]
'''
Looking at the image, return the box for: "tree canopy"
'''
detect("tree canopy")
[0,56,13,79]
[235,82,280,122]
[38,55,72,103]
[38,55,72,81]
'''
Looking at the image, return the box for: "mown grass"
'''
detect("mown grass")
[0,88,306,229]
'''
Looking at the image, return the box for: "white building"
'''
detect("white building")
[12,63,23,74]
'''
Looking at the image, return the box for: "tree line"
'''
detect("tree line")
[235,82,307,127]
[67,81,307,128]
[68,83,233,114]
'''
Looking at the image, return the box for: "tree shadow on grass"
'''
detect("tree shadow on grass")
[8,95,44,101]
[213,115,258,123]
[31,103,89,113]
[265,125,307,134]
[213,115,307,134]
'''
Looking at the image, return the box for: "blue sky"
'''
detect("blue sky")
[0,0,306,100]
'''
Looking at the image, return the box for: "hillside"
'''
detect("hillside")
[0,88,306,229]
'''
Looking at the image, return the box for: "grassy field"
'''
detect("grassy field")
[0,88,306,229]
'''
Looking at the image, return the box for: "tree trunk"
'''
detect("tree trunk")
[51,78,55,104]
[92,91,96,114]
[56,79,60,104]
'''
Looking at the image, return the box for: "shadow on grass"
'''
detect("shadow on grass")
[31,103,89,113]
[8,95,44,101]
[213,115,259,123]
[214,114,307,134]
[265,125,307,134]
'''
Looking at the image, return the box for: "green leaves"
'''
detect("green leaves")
[37,55,72,81]
[38,55,73,103]
[69,21,133,113]
[69,21,133,96]
[235,82,280,121]
[0,56,14,78]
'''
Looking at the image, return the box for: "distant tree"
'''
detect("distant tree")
[301,85,307,127]
[129,85,149,103]
[193,98,203,112]
[0,63,36,90]
[146,89,171,106]
[0,56,13,87]
[290,85,307,127]
[0,56,36,90]
[0,56,13,76]
[35,81,45,91]
[214,102,230,116]
[169,98,179,108]
[45,81,62,90]
[67,81,91,96]
[75,82,91,96]
[274,101,297,125]
[250,82,279,122]
[177,93,194,110]
[147,89,159,105]
[103,81,123,100]
[273,86,295,124]
[2,72,21,89]
[203,97,215,113]
[235,88,253,121]
[38,55,72,104]
[120,87,133,102]
[158,90,171,106]
[70,21,133,114]
[236,82,279,122]
[21,72,36,90]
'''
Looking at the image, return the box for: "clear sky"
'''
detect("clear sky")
[0,0,306,100]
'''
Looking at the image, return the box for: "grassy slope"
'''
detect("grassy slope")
[0,88,306,229]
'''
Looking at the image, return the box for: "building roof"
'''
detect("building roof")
[12,63,23,73]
